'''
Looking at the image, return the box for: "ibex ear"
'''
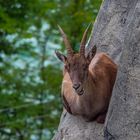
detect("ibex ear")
[86,45,97,61]
[55,50,67,63]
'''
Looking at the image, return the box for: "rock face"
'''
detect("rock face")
[53,110,104,140]
[52,0,140,139]
[103,1,140,140]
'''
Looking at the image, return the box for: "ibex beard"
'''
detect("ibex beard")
[55,25,117,123]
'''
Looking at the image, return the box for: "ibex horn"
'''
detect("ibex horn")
[58,25,74,57]
[80,23,91,56]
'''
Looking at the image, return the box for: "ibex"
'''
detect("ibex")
[55,25,117,123]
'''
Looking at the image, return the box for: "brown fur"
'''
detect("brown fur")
[61,53,117,123]
[55,25,117,123]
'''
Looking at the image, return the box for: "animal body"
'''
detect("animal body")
[55,25,117,123]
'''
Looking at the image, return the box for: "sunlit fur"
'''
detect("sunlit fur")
[55,26,117,123]
[61,53,117,123]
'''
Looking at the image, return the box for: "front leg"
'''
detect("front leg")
[62,95,72,114]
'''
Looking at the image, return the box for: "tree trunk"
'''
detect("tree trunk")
[52,0,140,139]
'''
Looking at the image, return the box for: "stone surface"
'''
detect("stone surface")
[104,0,140,139]
[52,0,140,139]
[53,110,104,140]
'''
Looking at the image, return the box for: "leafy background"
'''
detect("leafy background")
[0,0,102,139]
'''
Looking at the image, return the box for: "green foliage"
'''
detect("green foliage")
[0,0,102,139]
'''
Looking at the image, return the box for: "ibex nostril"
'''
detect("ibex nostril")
[73,84,80,90]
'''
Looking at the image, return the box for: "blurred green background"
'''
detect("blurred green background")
[0,0,102,139]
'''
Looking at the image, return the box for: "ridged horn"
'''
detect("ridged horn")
[58,25,73,57]
[80,24,91,56]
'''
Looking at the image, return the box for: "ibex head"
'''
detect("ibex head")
[55,25,96,95]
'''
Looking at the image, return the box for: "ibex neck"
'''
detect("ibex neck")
[83,71,96,95]
[77,71,97,113]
